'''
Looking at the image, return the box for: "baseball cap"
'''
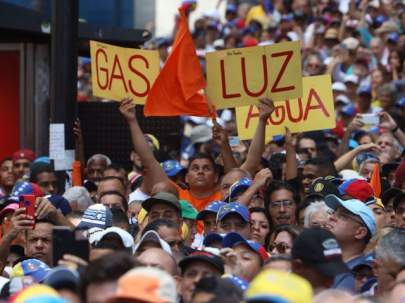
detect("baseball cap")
[335,95,351,105]
[203,233,224,247]
[0,202,19,222]
[8,181,44,202]
[161,160,185,177]
[134,230,172,255]
[342,37,360,50]
[245,269,313,303]
[47,195,71,216]
[180,200,198,220]
[43,267,80,290]
[12,149,36,162]
[308,177,341,198]
[340,104,356,117]
[196,201,226,220]
[332,82,347,92]
[142,192,181,213]
[93,227,135,253]
[338,179,374,202]
[216,202,249,223]
[222,232,269,263]
[223,275,249,292]
[179,251,224,275]
[325,194,377,236]
[227,177,252,201]
[11,259,51,283]
[292,228,348,277]
[12,285,67,303]
[109,267,177,303]
[357,85,372,96]
[78,204,113,230]
[344,74,359,84]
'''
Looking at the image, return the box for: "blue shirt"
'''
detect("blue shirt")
[333,254,369,292]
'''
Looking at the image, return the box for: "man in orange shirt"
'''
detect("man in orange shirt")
[178,153,221,211]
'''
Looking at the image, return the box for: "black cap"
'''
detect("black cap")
[142,192,181,212]
[179,251,224,275]
[308,177,341,198]
[292,228,348,277]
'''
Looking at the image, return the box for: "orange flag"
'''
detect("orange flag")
[369,162,381,198]
[144,7,210,117]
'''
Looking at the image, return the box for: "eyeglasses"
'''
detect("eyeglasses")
[270,200,294,209]
[333,209,365,226]
[269,242,291,254]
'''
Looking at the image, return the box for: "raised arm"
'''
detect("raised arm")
[380,111,405,147]
[338,114,364,156]
[240,99,275,176]
[119,98,168,195]
[212,120,238,173]
[334,143,380,172]
[285,127,298,180]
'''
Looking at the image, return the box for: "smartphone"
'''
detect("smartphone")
[19,195,36,228]
[52,226,89,266]
[360,114,379,126]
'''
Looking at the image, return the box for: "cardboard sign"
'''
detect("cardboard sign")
[236,75,335,141]
[90,40,160,104]
[206,41,302,109]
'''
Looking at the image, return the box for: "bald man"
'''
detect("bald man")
[136,247,178,277]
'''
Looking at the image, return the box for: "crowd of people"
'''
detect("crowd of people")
[1,0,405,302]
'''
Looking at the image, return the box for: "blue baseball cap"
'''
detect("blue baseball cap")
[217,202,250,223]
[11,259,51,283]
[161,160,185,177]
[203,233,224,247]
[78,204,113,230]
[226,4,237,13]
[228,177,252,201]
[196,201,226,220]
[325,195,377,237]
[387,32,399,43]
[357,85,372,96]
[47,195,72,216]
[340,104,356,117]
[222,232,269,263]
[223,275,249,292]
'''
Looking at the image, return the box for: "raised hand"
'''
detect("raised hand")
[257,98,275,121]
[379,112,397,131]
[8,208,35,238]
[212,120,229,147]
[119,98,136,122]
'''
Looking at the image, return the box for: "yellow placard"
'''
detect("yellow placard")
[90,40,160,104]
[236,75,335,141]
[206,41,302,109]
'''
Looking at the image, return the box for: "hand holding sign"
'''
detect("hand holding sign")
[257,98,275,121]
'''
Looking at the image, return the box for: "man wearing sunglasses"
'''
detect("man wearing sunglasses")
[324,194,376,292]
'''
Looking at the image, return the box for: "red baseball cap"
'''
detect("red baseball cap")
[338,179,374,202]
[12,149,36,162]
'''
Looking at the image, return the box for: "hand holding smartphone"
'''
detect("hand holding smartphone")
[360,114,379,126]
[19,195,36,229]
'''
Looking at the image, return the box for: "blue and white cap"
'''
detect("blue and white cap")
[78,204,113,230]
[217,202,249,223]
[325,194,377,237]
[196,201,226,220]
